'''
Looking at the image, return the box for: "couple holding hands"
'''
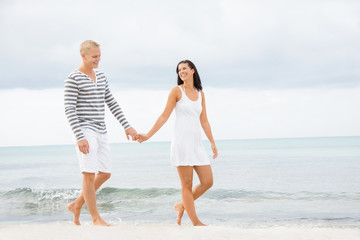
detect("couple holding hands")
[64,40,218,226]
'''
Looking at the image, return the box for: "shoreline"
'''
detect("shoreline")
[1,222,359,240]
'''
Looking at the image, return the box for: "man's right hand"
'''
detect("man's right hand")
[77,139,89,154]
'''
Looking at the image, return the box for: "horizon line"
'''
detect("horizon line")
[1,135,359,148]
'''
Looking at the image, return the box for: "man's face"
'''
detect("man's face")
[82,47,101,69]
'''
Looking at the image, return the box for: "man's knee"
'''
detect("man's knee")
[83,172,96,182]
[103,172,111,180]
[98,172,111,180]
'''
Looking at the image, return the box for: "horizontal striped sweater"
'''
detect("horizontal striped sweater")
[64,70,130,141]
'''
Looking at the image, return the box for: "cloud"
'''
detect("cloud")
[0,87,359,147]
[0,0,359,90]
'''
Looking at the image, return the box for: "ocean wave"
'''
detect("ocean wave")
[206,190,360,201]
[1,188,81,201]
[1,188,359,203]
[1,188,359,227]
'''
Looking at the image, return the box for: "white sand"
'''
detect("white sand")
[0,222,359,240]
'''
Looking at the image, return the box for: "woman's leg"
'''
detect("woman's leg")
[193,165,214,198]
[175,165,213,225]
[176,166,206,226]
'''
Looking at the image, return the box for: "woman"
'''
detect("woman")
[138,60,218,226]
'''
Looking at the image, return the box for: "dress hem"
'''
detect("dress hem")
[171,163,211,168]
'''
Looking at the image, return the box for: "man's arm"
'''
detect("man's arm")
[64,78,90,153]
[64,77,85,141]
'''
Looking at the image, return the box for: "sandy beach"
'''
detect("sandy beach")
[0,222,359,240]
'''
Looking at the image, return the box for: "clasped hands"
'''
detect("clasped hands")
[77,127,148,154]
[125,127,149,143]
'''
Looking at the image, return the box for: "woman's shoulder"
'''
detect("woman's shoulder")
[170,85,182,93]
[172,85,182,89]
[169,85,182,101]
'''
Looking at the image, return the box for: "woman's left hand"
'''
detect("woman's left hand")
[211,144,218,159]
[137,133,150,143]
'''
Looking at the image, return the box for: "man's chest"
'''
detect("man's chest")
[77,79,106,96]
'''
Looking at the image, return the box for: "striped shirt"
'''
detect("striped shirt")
[64,70,130,141]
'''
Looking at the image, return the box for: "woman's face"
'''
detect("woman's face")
[178,63,195,82]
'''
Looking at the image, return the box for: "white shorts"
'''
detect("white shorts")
[76,128,112,173]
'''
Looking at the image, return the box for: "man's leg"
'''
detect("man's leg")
[67,172,111,225]
[68,129,112,226]
[81,172,111,226]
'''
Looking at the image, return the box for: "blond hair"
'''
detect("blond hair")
[80,40,100,55]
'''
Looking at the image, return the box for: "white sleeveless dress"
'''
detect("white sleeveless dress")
[170,86,211,167]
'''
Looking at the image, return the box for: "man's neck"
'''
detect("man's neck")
[78,64,94,76]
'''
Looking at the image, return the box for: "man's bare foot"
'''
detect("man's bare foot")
[67,202,81,225]
[194,222,207,226]
[174,203,185,225]
[93,217,113,226]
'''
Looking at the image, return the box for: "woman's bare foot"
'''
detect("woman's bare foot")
[67,202,81,225]
[93,217,113,226]
[174,203,185,225]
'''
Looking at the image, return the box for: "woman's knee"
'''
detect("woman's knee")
[181,180,193,191]
[202,178,213,190]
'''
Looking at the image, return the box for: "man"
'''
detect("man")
[64,40,137,226]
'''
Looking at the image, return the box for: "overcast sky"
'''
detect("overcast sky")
[0,0,359,146]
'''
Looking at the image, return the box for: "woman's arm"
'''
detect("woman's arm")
[138,86,180,143]
[200,91,218,159]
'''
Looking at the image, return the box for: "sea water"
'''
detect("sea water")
[0,137,359,227]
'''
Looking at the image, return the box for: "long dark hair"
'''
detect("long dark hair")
[176,60,203,91]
